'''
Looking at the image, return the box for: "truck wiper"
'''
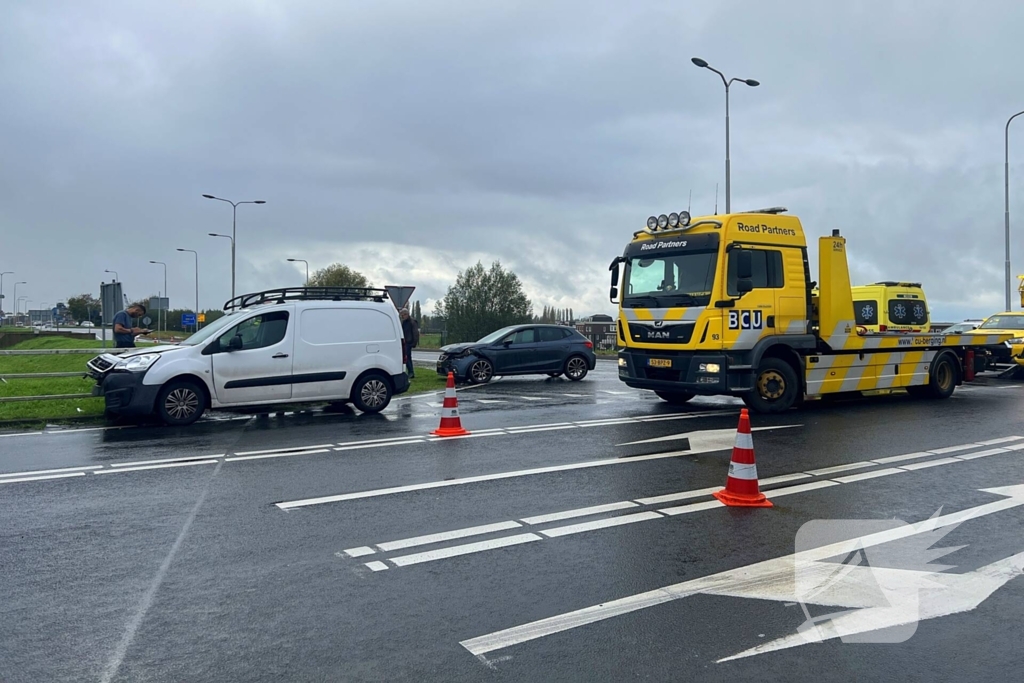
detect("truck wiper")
[625,295,662,308]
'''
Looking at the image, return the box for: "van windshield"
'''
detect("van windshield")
[179,311,244,346]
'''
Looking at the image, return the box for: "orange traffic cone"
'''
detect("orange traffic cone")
[431,372,470,437]
[712,408,772,508]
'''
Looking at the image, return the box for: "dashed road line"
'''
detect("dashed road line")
[387,533,542,567]
[93,459,220,474]
[109,454,226,468]
[0,465,102,478]
[0,472,89,484]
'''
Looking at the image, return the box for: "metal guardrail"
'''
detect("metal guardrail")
[0,348,127,355]
[0,347,113,402]
[1,372,86,379]
[0,393,93,403]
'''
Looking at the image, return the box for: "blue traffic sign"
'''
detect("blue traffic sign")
[181,313,197,327]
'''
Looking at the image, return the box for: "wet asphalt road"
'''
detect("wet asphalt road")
[2,359,1024,682]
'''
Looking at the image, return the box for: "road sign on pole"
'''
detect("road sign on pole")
[198,313,206,323]
[385,286,416,310]
[182,313,197,327]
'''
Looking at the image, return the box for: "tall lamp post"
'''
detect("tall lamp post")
[201,194,266,300]
[287,258,309,285]
[13,282,26,325]
[1005,110,1024,311]
[691,57,760,214]
[149,260,167,335]
[177,248,200,330]
[104,269,119,282]
[0,271,12,325]
[207,233,234,304]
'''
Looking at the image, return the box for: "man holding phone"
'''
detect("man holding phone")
[113,303,150,348]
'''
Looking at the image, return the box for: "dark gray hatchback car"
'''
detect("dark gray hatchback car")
[437,324,597,383]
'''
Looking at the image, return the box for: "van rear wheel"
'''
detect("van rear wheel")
[352,373,393,413]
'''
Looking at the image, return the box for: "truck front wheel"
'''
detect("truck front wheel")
[744,358,800,414]
[654,390,695,405]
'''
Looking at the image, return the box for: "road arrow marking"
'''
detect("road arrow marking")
[459,484,1024,659]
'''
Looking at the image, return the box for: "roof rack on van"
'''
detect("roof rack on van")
[224,286,389,311]
[871,281,922,288]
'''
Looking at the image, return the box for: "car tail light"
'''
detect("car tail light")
[584,340,594,349]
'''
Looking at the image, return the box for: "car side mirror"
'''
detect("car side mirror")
[737,249,753,280]
[228,335,243,351]
[503,339,513,347]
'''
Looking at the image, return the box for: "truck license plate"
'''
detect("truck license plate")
[648,358,672,368]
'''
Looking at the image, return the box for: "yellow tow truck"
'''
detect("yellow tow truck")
[609,208,1013,413]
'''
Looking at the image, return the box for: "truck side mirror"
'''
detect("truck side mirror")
[610,286,619,301]
[737,278,754,294]
[609,257,623,304]
[737,250,753,280]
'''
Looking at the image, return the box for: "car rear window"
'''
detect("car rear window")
[888,299,927,326]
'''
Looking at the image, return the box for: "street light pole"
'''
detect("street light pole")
[1005,110,1024,311]
[149,261,167,336]
[208,233,234,305]
[202,195,266,300]
[287,258,309,285]
[104,269,119,281]
[13,282,26,325]
[691,57,760,214]
[0,271,12,325]
[177,248,200,330]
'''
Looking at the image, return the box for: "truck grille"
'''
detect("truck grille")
[628,321,695,345]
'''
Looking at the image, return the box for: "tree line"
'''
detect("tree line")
[65,260,579,343]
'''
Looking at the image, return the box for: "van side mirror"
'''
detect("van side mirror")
[737,250,753,280]
[228,335,243,351]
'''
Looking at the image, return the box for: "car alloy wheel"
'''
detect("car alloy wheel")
[360,378,389,409]
[566,356,587,380]
[470,360,493,383]
[164,387,199,421]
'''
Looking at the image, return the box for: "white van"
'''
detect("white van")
[87,287,409,426]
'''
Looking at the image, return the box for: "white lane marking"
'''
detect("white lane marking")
[899,457,962,471]
[977,436,1024,445]
[109,455,226,468]
[521,501,639,525]
[377,521,523,552]
[276,451,702,509]
[506,425,578,435]
[518,397,548,401]
[425,432,507,442]
[0,472,88,484]
[929,443,984,455]
[539,511,664,538]
[335,435,430,448]
[634,486,721,506]
[599,390,631,395]
[805,461,876,476]
[831,467,906,484]
[334,439,424,452]
[757,473,812,486]
[389,533,542,567]
[0,431,43,438]
[560,393,587,397]
[658,499,726,515]
[618,424,796,448]
[575,418,637,427]
[365,561,390,572]
[93,460,219,474]
[955,448,1010,461]
[233,444,334,456]
[872,451,933,465]
[0,465,102,478]
[458,485,1024,657]
[225,449,331,462]
[638,411,736,422]
[763,480,840,498]
[475,399,508,404]
[343,546,376,558]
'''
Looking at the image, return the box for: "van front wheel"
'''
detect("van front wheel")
[156,380,205,426]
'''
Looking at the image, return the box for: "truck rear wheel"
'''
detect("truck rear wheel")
[743,358,799,414]
[908,353,957,400]
[654,390,695,405]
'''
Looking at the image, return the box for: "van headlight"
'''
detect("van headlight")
[115,354,161,372]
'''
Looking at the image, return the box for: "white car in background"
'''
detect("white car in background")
[79,321,95,328]
[86,287,409,426]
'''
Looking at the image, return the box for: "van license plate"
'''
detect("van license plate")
[648,358,672,368]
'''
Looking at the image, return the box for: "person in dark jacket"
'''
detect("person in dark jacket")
[399,308,419,377]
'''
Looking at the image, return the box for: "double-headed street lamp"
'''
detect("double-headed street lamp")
[287,258,309,285]
[691,57,760,214]
[1005,110,1024,311]
[202,194,266,300]
[177,248,200,329]
[149,260,167,334]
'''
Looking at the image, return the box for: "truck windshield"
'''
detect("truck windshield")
[623,251,717,307]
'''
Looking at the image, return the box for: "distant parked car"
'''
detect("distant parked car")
[437,324,597,383]
[79,321,95,328]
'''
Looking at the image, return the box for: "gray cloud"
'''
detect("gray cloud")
[2,0,1024,322]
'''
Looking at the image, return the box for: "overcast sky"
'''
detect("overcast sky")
[3,0,1024,321]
